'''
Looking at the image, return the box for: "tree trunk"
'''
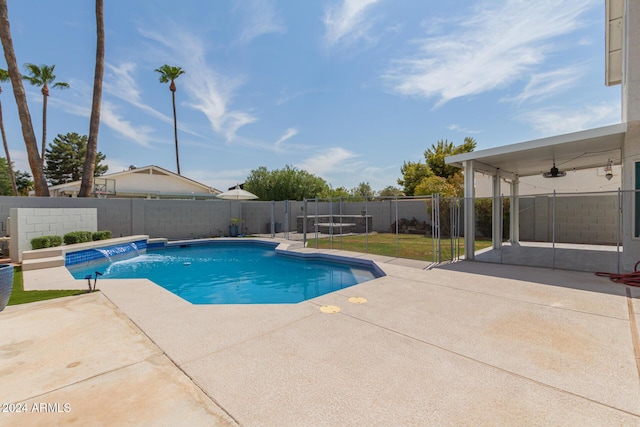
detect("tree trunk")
[0,0,49,196]
[172,88,180,175]
[0,97,18,195]
[41,87,47,167]
[79,0,104,197]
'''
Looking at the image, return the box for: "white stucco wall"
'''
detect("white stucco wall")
[9,208,97,263]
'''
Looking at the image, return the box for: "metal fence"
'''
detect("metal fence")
[246,189,626,272]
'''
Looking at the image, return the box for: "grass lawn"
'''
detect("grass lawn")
[308,233,492,261]
[8,267,87,306]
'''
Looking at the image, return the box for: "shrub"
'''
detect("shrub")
[30,235,63,250]
[63,231,93,245]
[475,198,510,239]
[92,230,112,241]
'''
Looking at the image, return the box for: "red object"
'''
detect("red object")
[595,261,640,286]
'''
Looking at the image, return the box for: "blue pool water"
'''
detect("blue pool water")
[67,242,381,304]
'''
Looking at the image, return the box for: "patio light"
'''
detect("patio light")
[605,159,613,180]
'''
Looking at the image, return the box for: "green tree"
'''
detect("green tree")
[15,170,32,196]
[22,64,69,166]
[414,176,458,197]
[244,165,329,201]
[424,137,476,179]
[399,138,476,197]
[0,68,16,195]
[0,1,49,196]
[155,64,185,175]
[397,161,432,196]
[0,156,13,195]
[79,0,105,197]
[350,182,375,198]
[378,185,404,197]
[319,186,351,199]
[44,132,107,186]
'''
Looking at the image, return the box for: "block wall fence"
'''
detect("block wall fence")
[9,208,97,262]
[0,193,619,253]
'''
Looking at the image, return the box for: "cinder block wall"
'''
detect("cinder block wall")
[0,193,620,255]
[518,194,619,244]
[9,208,97,262]
[0,197,233,241]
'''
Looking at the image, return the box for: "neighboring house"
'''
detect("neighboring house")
[41,165,221,199]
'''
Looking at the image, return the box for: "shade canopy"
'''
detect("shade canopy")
[445,123,627,179]
[216,187,259,200]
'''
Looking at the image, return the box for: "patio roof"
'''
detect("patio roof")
[446,123,627,178]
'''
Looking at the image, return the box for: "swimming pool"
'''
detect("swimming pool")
[66,241,383,304]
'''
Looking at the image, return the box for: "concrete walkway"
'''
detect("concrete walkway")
[3,246,640,425]
[0,293,236,426]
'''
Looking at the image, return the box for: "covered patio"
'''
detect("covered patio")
[445,0,640,272]
[446,123,628,272]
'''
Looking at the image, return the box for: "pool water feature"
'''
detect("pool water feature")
[66,241,383,304]
[93,242,141,262]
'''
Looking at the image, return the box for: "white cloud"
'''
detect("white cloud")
[101,102,154,146]
[296,147,359,177]
[139,26,256,142]
[384,0,598,106]
[274,127,298,151]
[323,0,381,49]
[104,63,142,103]
[521,102,620,135]
[234,0,286,44]
[503,66,585,104]
[447,124,481,134]
[104,62,201,137]
[48,96,155,147]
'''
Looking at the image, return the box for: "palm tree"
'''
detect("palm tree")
[155,65,185,175]
[0,0,49,196]
[22,63,69,167]
[0,68,17,195]
[79,0,104,197]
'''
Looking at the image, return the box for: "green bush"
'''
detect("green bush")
[30,235,63,250]
[92,230,112,241]
[63,231,93,245]
[475,198,510,239]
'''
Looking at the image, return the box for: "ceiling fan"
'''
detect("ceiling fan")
[542,162,566,178]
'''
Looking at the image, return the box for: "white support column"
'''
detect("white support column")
[622,0,640,270]
[622,0,640,123]
[492,172,501,249]
[510,176,520,244]
[463,160,475,260]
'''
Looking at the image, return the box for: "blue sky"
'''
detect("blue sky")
[0,0,621,192]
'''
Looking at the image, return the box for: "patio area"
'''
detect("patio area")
[474,241,622,273]
[1,245,640,425]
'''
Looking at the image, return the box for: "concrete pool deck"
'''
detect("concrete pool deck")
[2,242,640,425]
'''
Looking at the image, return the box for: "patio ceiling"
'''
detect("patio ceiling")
[445,123,627,179]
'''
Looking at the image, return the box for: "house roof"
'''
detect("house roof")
[46,165,222,198]
[445,123,627,179]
